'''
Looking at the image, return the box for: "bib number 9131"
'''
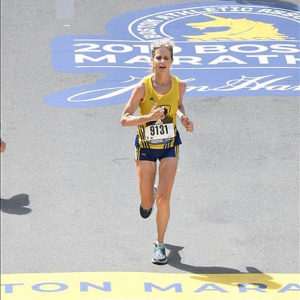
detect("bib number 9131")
[145,123,175,141]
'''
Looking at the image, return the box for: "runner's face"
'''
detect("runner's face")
[152,47,173,73]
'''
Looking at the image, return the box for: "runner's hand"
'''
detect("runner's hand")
[181,117,194,132]
[149,103,165,121]
[0,141,6,153]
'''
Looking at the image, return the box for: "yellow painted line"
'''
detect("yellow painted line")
[1,272,299,300]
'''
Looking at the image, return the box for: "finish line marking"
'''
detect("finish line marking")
[1,272,299,299]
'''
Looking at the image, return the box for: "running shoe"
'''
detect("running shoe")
[139,186,157,219]
[152,242,167,264]
[139,204,152,218]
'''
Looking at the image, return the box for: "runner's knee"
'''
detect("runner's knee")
[156,196,170,210]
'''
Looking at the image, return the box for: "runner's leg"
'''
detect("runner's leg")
[156,157,178,243]
[136,161,157,210]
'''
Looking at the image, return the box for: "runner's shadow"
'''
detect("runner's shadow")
[0,194,32,215]
[165,244,282,289]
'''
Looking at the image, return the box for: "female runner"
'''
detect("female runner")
[120,39,194,264]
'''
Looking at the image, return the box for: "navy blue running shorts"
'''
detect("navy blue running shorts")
[135,145,179,162]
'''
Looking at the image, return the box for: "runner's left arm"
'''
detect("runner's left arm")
[176,81,194,132]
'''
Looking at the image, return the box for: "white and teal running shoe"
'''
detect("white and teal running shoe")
[152,242,167,265]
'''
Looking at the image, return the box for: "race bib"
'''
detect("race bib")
[145,123,175,141]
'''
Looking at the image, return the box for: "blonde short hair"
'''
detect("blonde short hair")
[151,39,175,60]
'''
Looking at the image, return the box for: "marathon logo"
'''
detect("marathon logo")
[45,1,300,107]
[129,6,300,40]
[68,41,299,69]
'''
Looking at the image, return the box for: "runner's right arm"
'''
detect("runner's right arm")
[120,82,164,127]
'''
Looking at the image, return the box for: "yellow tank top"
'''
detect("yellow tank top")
[136,74,181,149]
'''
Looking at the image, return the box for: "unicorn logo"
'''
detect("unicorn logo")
[184,14,288,41]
